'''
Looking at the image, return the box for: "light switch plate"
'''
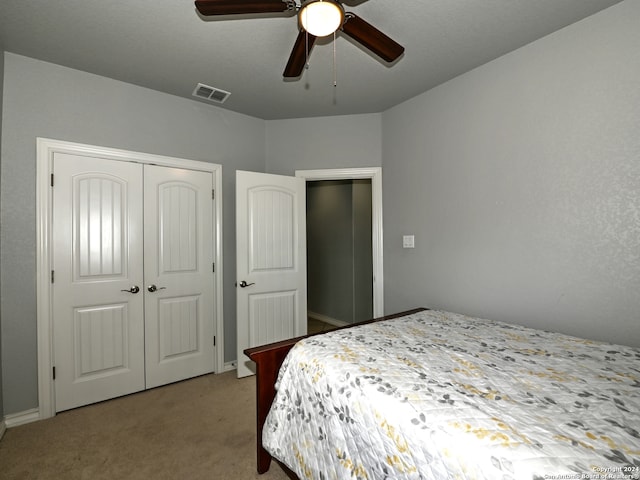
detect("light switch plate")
[403,235,415,248]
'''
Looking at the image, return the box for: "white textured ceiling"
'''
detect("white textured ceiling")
[0,0,623,120]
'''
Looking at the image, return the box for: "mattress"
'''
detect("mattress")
[263,310,640,479]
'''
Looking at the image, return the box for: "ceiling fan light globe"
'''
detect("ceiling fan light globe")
[300,0,344,37]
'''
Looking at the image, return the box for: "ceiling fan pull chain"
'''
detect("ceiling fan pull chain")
[305,29,310,71]
[333,30,337,87]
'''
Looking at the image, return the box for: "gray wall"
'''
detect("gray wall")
[307,180,354,322]
[0,53,265,414]
[352,180,373,322]
[307,180,372,324]
[382,0,640,347]
[265,114,382,174]
[0,50,4,420]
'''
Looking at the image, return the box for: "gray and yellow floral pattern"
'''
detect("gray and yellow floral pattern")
[263,310,640,479]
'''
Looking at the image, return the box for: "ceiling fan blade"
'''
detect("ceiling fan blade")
[195,0,292,16]
[283,30,317,78]
[341,13,404,63]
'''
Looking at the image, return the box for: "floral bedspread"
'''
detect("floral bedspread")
[263,310,640,480]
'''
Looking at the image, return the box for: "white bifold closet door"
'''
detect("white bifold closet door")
[143,164,214,389]
[52,153,214,412]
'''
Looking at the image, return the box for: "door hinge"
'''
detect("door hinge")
[52,366,56,380]
[213,336,216,347]
[212,189,215,200]
[51,270,55,283]
[50,173,54,187]
[212,262,215,273]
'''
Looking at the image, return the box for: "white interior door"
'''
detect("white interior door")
[236,171,307,378]
[143,165,215,388]
[52,153,145,412]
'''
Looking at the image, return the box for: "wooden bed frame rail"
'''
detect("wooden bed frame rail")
[244,307,427,474]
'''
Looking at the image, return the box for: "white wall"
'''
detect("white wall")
[265,114,382,175]
[0,53,265,414]
[382,0,640,347]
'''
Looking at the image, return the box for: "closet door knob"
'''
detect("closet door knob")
[121,286,140,294]
[147,285,166,292]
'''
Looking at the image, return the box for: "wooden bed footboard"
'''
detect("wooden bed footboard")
[244,336,301,474]
[244,307,427,475]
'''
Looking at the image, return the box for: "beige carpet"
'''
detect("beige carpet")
[307,318,336,335]
[0,371,291,480]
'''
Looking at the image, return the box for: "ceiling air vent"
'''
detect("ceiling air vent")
[192,83,231,104]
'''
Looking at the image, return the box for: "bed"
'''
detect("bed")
[245,308,640,479]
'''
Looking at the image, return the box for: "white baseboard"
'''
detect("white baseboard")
[308,311,349,328]
[223,361,237,372]
[4,408,40,428]
[0,419,6,440]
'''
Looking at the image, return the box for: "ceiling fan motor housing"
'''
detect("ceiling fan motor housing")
[298,0,345,37]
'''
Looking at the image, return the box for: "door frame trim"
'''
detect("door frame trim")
[36,138,224,419]
[295,167,384,317]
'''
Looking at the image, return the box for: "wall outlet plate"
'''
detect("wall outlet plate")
[403,235,415,248]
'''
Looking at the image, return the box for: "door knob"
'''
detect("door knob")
[238,280,255,288]
[147,285,167,293]
[121,286,140,294]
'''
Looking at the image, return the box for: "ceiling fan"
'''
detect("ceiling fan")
[194,0,405,78]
